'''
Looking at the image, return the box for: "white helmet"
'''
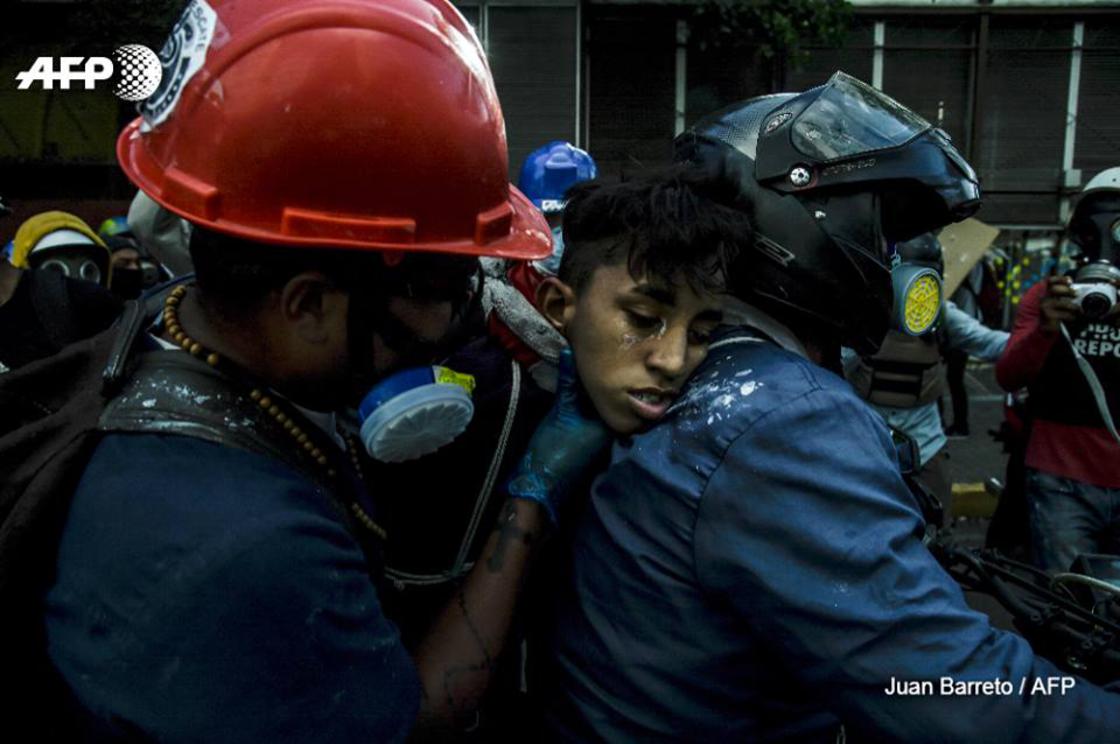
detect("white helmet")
[1069,166,1120,264]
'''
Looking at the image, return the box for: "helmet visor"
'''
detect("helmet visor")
[791,72,931,162]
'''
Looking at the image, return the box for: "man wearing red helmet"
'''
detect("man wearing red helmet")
[30,1,603,740]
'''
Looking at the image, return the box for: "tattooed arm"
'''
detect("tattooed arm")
[411,348,610,735]
[412,499,547,734]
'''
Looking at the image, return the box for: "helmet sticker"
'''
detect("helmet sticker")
[139,0,218,131]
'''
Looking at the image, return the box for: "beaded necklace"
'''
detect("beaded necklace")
[162,284,387,541]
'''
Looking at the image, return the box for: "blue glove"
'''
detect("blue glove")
[506,346,612,526]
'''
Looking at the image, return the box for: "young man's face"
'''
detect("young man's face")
[546,263,722,435]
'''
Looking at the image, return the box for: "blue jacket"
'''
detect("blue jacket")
[45,434,419,742]
[542,325,1119,742]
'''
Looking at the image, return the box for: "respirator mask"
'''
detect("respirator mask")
[356,365,477,463]
[888,234,944,336]
[350,257,483,463]
[890,258,943,336]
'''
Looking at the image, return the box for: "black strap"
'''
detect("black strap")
[101,276,192,397]
[27,271,78,353]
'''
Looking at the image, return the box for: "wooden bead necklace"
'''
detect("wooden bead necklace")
[162,284,387,541]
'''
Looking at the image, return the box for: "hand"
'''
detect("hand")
[506,346,612,526]
[1039,276,1079,333]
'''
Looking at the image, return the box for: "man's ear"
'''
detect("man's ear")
[278,272,348,345]
[536,276,576,333]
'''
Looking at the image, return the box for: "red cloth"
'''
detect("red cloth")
[996,281,1120,487]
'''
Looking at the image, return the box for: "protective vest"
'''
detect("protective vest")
[1028,318,1120,429]
[850,330,944,408]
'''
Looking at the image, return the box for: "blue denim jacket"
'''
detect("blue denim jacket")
[542,324,1119,743]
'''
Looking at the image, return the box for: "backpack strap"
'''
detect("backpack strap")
[101,290,170,397]
[99,351,320,476]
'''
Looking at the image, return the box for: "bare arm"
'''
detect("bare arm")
[409,347,609,736]
[412,498,547,734]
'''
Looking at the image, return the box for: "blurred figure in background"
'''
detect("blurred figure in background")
[484,141,599,391]
[98,216,172,299]
[996,167,1120,571]
[126,190,194,277]
[943,261,986,437]
[0,211,122,373]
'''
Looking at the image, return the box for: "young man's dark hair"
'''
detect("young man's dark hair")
[558,164,749,295]
[534,165,754,436]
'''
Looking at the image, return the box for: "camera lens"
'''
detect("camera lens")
[1081,292,1112,319]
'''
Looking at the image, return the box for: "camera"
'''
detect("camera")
[1070,261,1120,320]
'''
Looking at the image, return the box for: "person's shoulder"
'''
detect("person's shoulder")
[672,329,849,426]
[51,436,416,743]
[671,331,889,467]
[62,433,368,629]
[77,433,348,541]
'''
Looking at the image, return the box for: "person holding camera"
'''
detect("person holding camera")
[996,167,1120,571]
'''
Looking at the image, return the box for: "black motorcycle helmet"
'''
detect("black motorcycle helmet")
[896,232,944,276]
[675,72,981,354]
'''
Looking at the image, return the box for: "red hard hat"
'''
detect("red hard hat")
[116,0,550,261]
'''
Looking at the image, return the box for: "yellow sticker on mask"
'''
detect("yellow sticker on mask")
[435,366,477,395]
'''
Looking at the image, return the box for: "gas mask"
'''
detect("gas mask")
[889,243,944,336]
[348,254,482,462]
[356,365,476,462]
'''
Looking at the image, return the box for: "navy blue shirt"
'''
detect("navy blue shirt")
[542,327,1120,742]
[45,433,419,742]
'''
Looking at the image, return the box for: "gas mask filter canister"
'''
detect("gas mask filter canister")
[891,261,943,336]
[357,365,476,463]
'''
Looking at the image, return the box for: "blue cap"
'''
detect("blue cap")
[517,141,598,214]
